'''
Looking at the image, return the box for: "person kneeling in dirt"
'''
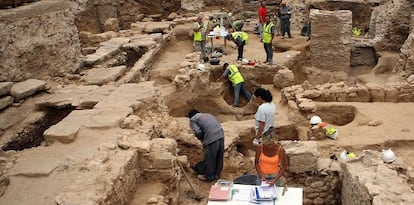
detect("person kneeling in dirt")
[254,128,287,186]
[307,115,338,140]
[188,109,224,181]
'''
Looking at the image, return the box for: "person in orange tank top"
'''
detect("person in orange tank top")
[254,132,287,186]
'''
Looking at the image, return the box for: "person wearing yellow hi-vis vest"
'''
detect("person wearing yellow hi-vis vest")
[193,16,208,62]
[225,31,249,61]
[216,63,252,107]
[262,16,275,65]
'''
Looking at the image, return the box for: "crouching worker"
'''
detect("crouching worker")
[217,63,252,107]
[254,130,287,186]
[225,31,249,61]
[308,115,338,140]
[188,109,224,181]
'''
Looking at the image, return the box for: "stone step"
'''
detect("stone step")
[10,79,46,101]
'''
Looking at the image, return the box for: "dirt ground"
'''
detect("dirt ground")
[133,25,414,204]
[1,18,413,205]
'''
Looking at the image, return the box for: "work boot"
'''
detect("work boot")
[197,174,213,181]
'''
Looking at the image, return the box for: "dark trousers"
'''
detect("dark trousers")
[204,138,224,180]
[263,43,273,63]
[237,41,246,60]
[281,18,291,37]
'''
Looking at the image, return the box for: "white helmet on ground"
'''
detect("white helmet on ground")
[382,149,396,163]
[310,115,322,126]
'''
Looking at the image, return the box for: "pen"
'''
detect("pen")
[255,187,260,199]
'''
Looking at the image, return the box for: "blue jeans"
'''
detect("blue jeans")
[264,43,273,63]
[237,41,246,60]
[281,18,291,37]
[233,82,251,106]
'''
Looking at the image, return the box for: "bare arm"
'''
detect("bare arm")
[256,121,265,139]
[255,145,264,181]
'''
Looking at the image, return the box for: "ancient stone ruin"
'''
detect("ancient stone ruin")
[0,0,414,205]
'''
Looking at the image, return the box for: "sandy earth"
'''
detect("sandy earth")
[132,25,414,204]
[0,19,413,205]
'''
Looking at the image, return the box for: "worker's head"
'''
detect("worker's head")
[197,16,203,23]
[281,1,287,6]
[254,88,273,102]
[188,109,200,119]
[222,63,229,70]
[225,34,233,41]
[262,131,277,145]
[260,1,266,7]
[265,15,271,23]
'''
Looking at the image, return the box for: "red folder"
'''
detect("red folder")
[208,185,231,201]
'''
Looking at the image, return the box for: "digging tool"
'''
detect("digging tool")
[177,160,204,201]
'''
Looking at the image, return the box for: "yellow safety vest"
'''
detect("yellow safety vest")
[263,22,274,44]
[232,31,249,44]
[228,64,244,86]
[194,22,206,41]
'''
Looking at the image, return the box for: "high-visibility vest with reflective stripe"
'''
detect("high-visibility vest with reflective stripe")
[194,22,206,41]
[263,22,274,43]
[232,31,249,44]
[228,64,244,86]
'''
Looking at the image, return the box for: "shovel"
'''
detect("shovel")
[177,160,204,201]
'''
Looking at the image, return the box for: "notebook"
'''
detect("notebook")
[251,186,277,201]
[208,185,231,201]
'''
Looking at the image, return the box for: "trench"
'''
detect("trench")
[1,107,72,151]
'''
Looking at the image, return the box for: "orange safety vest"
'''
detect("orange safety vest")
[259,145,280,174]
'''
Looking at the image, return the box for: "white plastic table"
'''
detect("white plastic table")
[207,184,303,205]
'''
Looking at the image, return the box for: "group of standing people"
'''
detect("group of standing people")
[193,1,292,66]
[188,88,287,187]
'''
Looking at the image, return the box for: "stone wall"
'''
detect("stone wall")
[281,80,414,106]
[282,141,342,205]
[398,13,414,77]
[369,0,413,51]
[73,0,181,33]
[341,150,414,205]
[310,9,352,72]
[0,0,81,82]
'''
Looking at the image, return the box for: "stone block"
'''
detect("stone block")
[104,18,119,32]
[0,82,13,97]
[94,82,158,109]
[143,22,174,34]
[384,86,399,102]
[44,110,98,143]
[282,141,319,173]
[151,138,177,153]
[0,96,13,110]
[366,83,385,102]
[10,79,46,101]
[150,151,174,169]
[83,107,132,129]
[81,66,126,85]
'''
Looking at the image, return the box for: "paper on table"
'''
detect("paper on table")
[260,181,270,187]
[232,187,251,201]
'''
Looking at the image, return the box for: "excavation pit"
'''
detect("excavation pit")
[1,107,72,151]
[315,105,356,126]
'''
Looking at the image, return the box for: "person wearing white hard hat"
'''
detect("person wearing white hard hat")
[308,115,338,140]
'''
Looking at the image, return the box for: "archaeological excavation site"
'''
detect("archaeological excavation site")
[1,0,414,204]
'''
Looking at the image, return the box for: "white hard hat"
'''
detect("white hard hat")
[310,116,322,125]
[339,150,348,161]
[382,149,396,163]
[197,63,206,71]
